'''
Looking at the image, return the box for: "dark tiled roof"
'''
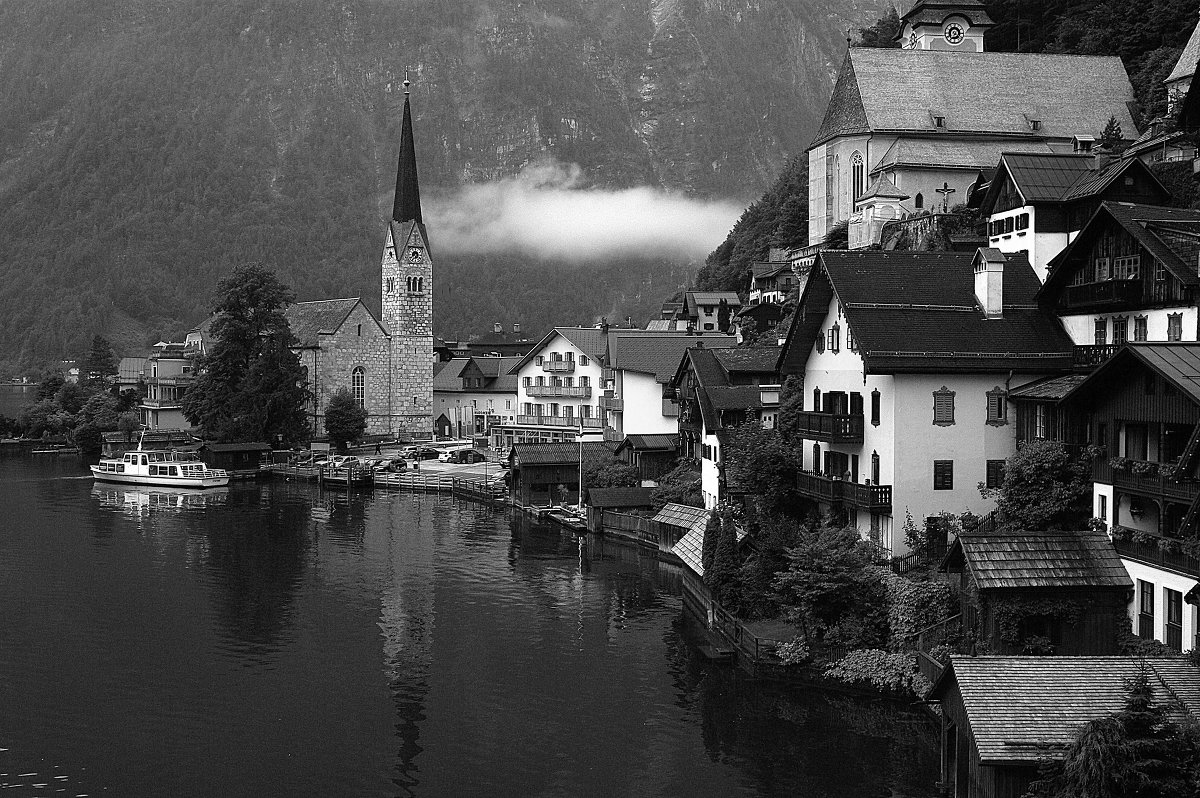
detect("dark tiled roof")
[1167,20,1200,84]
[998,153,1096,203]
[900,0,993,28]
[714,346,781,374]
[685,291,743,310]
[511,441,613,466]
[803,251,1074,373]
[1063,344,1200,407]
[752,261,789,279]
[621,434,679,452]
[858,173,909,201]
[812,49,1136,149]
[286,299,364,347]
[932,656,1200,764]
[587,487,655,508]
[608,332,736,382]
[873,139,1052,173]
[949,529,1131,590]
[656,502,710,532]
[556,327,609,359]
[708,386,769,411]
[1008,374,1088,401]
[1058,157,1154,202]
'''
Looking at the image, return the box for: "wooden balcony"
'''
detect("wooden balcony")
[793,411,864,443]
[527,385,592,398]
[794,471,892,512]
[1073,344,1119,370]
[1060,279,1142,310]
[599,396,623,411]
[603,427,622,443]
[542,360,575,373]
[1114,534,1200,577]
[1098,461,1199,503]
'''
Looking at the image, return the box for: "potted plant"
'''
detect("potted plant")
[1109,524,1131,541]
[1107,456,1130,472]
[1131,460,1156,476]
[1159,463,1180,480]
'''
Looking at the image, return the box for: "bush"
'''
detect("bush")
[823,649,931,698]
[776,637,811,665]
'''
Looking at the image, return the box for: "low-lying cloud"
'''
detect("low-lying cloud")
[425,160,745,261]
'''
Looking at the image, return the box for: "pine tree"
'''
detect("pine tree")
[81,335,118,385]
[701,510,720,573]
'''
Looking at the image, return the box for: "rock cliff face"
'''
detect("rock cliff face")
[0,0,889,371]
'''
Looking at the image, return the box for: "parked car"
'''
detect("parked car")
[373,458,406,473]
[410,447,440,461]
[450,449,488,464]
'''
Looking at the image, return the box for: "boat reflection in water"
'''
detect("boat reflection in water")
[91,484,231,515]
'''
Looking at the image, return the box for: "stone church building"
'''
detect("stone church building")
[809,0,1140,248]
[191,84,434,440]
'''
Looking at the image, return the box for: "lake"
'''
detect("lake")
[0,454,938,797]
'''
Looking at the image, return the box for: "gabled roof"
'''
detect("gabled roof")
[510,441,613,467]
[714,346,780,374]
[856,173,909,203]
[617,433,679,453]
[751,261,789,279]
[432,358,471,391]
[1007,374,1088,401]
[1167,18,1200,85]
[899,0,993,30]
[587,487,655,508]
[872,139,1052,174]
[1061,343,1200,408]
[607,331,736,383]
[507,326,610,374]
[929,656,1200,765]
[669,345,780,430]
[286,299,382,348]
[943,529,1132,590]
[811,48,1137,149]
[684,291,743,313]
[778,250,1074,375]
[1040,203,1200,303]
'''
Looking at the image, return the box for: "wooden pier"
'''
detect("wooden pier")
[260,464,507,506]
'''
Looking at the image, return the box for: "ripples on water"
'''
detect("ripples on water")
[0,454,937,797]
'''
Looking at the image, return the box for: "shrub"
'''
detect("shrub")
[823,649,931,698]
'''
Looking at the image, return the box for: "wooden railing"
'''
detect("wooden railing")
[1061,279,1142,309]
[1114,536,1200,577]
[795,471,892,511]
[792,411,864,443]
[515,415,602,429]
[1073,344,1120,369]
[1099,461,1199,502]
[599,396,623,411]
[542,360,575,373]
[527,385,592,398]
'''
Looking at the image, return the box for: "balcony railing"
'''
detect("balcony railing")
[793,411,864,443]
[795,471,892,512]
[1061,279,1142,309]
[146,375,195,386]
[515,415,603,429]
[1114,535,1200,577]
[140,398,183,409]
[1099,460,1199,503]
[603,427,622,443]
[527,385,592,398]
[600,396,623,411]
[1073,344,1119,369]
[662,398,679,417]
[542,360,575,373]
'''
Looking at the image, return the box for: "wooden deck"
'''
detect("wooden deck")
[260,464,507,506]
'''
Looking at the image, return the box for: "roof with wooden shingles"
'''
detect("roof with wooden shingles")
[943,529,1132,590]
[929,656,1200,764]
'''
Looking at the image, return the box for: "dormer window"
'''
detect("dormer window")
[1029,119,1041,131]
[1073,135,1095,153]
[933,115,946,128]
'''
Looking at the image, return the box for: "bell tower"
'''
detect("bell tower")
[897,0,993,52]
[382,76,434,439]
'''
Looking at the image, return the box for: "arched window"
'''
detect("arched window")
[871,451,880,485]
[417,277,423,292]
[851,152,865,203]
[352,367,366,410]
[915,192,924,209]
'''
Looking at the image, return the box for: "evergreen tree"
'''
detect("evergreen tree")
[716,299,732,333]
[701,510,720,573]
[1099,115,1125,152]
[182,264,309,444]
[706,507,739,602]
[81,335,118,385]
[324,387,367,452]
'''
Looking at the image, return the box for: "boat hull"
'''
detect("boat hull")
[90,467,230,489]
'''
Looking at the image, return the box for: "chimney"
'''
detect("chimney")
[513,322,521,335]
[974,248,1005,318]
[493,322,502,334]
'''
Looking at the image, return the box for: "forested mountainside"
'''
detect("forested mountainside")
[697,0,1200,294]
[0,0,891,373]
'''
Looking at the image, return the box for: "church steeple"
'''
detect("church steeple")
[392,77,423,224]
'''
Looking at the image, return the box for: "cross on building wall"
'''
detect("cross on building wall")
[936,182,956,213]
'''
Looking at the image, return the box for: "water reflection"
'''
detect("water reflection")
[91,484,231,515]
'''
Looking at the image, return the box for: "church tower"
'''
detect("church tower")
[897,0,993,52]
[382,78,434,439]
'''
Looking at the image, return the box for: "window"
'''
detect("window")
[1168,313,1183,342]
[1099,494,1107,521]
[579,376,589,387]
[985,387,1007,426]
[1035,404,1047,439]
[535,356,544,366]
[1135,316,1148,342]
[386,277,396,293]
[1166,588,1183,652]
[536,376,545,386]
[357,323,362,337]
[985,459,1005,489]
[812,443,820,473]
[1112,316,1127,345]
[851,152,865,202]
[580,356,589,366]
[523,376,531,387]
[815,332,825,353]
[1155,261,1167,282]
[829,324,840,353]
[871,389,880,426]
[1094,257,1110,281]
[1094,318,1107,346]
[933,116,945,128]
[562,405,573,418]
[915,193,924,209]
[1144,374,1156,396]
[813,388,821,412]
[933,460,953,490]
[1070,268,1086,286]
[933,387,955,426]
[1138,580,1155,640]
[871,451,880,484]
[352,367,366,410]
[1113,255,1140,280]
[580,405,591,418]
[847,326,856,352]
[1015,213,1029,231]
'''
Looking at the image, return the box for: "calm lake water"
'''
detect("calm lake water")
[0,453,938,797]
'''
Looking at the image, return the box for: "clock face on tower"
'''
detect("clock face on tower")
[408,247,423,263]
[944,22,965,45]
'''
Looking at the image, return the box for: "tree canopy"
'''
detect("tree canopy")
[182,264,309,444]
[324,387,367,451]
[979,439,1093,532]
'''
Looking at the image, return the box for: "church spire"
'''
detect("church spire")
[392,74,423,224]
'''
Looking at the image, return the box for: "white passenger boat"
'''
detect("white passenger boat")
[91,434,230,488]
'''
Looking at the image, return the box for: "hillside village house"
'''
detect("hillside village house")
[433,355,519,441]
[975,154,1169,280]
[748,252,797,306]
[777,250,1074,554]
[809,0,1138,249]
[669,345,781,508]
[140,340,199,430]
[681,291,742,332]
[601,330,735,445]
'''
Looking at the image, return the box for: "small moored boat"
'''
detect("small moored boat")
[91,432,230,488]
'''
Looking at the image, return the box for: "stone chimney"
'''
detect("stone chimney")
[974,248,1006,318]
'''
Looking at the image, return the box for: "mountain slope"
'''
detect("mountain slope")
[0,0,889,372]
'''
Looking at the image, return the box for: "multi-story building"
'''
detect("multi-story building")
[669,345,781,508]
[681,291,742,333]
[748,251,796,306]
[777,249,1074,553]
[495,326,609,450]
[432,355,519,441]
[140,340,200,430]
[976,154,1168,281]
